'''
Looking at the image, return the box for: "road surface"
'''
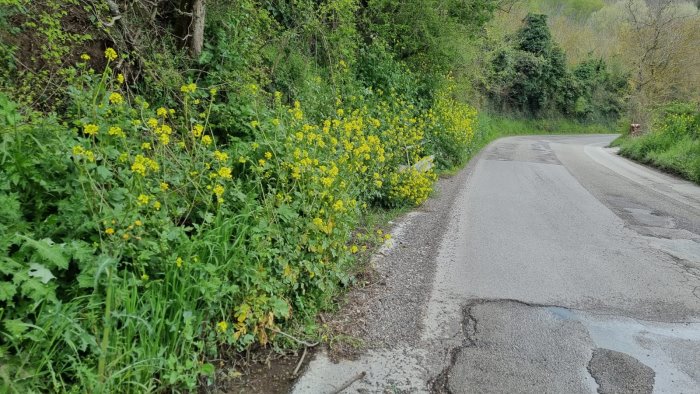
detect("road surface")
[294,135,700,393]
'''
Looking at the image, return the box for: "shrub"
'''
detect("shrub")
[424,80,478,168]
[0,47,476,391]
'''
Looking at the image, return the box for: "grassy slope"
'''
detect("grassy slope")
[612,133,700,183]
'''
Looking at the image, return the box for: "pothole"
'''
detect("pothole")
[588,348,655,394]
[435,300,700,394]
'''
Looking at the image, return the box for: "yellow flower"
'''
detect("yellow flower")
[350,245,359,254]
[218,167,232,179]
[157,107,168,117]
[108,126,125,138]
[131,155,159,176]
[209,88,218,96]
[292,101,303,120]
[117,73,125,84]
[201,135,213,146]
[264,151,272,160]
[153,201,161,210]
[333,200,344,211]
[141,273,149,281]
[83,124,99,136]
[258,159,266,166]
[192,124,204,137]
[122,233,130,241]
[80,54,90,61]
[147,118,159,129]
[213,150,228,162]
[159,134,170,145]
[180,83,197,94]
[250,120,260,128]
[176,257,183,268]
[109,92,123,105]
[137,194,151,205]
[104,48,117,62]
[213,185,225,203]
[216,321,228,333]
[71,145,96,162]
[160,182,169,191]
[141,142,152,150]
[105,228,115,235]
[134,220,143,226]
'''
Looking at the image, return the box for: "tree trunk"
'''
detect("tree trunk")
[190,0,206,58]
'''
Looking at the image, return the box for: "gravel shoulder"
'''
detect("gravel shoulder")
[293,141,489,393]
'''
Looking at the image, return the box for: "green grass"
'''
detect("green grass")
[613,133,700,183]
[477,114,614,138]
[610,103,700,184]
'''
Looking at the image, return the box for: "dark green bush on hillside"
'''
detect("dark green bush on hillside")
[486,13,626,121]
[569,58,627,122]
[487,14,569,116]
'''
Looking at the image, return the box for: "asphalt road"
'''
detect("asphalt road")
[294,135,700,393]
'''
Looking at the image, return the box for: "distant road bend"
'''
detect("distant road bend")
[295,135,700,394]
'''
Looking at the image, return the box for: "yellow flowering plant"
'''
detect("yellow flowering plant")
[423,79,479,168]
[0,42,481,391]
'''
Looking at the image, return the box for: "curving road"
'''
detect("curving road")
[294,135,700,393]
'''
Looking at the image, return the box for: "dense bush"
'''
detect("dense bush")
[569,58,627,121]
[0,42,477,390]
[615,102,700,182]
[486,13,626,121]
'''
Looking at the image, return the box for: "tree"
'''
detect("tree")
[176,0,207,57]
[487,13,570,116]
[621,0,700,125]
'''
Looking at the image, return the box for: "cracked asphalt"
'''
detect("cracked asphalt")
[294,135,700,393]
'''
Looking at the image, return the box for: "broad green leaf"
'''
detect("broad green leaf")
[95,165,111,180]
[269,296,290,318]
[18,236,69,269]
[28,263,55,284]
[0,281,16,301]
[276,204,298,221]
[4,319,28,338]
[200,363,215,376]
